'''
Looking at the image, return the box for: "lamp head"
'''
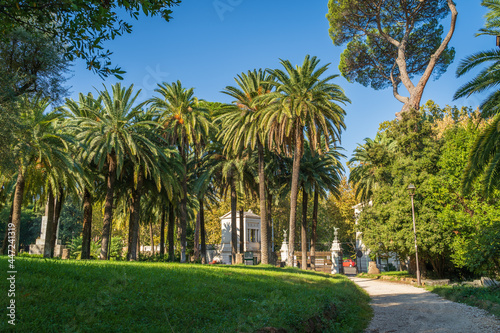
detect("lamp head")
[407,183,416,195]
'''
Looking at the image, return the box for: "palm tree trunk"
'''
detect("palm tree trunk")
[43,189,55,258]
[257,140,268,264]
[101,153,117,260]
[50,190,65,257]
[149,220,154,255]
[193,210,200,261]
[301,188,308,270]
[199,197,206,264]
[168,202,175,261]
[179,143,188,263]
[136,225,140,259]
[180,177,188,263]
[239,208,244,254]
[129,171,144,261]
[287,125,303,266]
[127,202,134,261]
[311,188,319,270]
[230,178,237,264]
[1,201,14,255]
[81,188,92,259]
[11,167,26,254]
[267,192,272,256]
[160,207,166,258]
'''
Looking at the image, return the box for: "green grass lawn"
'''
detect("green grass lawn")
[1,257,371,332]
[427,284,500,318]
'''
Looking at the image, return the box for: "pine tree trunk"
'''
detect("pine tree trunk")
[160,208,165,258]
[11,167,26,254]
[168,202,175,261]
[100,153,117,260]
[199,198,206,264]
[301,188,308,270]
[311,189,318,270]
[43,189,55,258]
[230,178,237,264]
[81,188,92,259]
[257,140,268,264]
[287,125,303,266]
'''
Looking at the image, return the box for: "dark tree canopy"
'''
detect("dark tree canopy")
[327,0,457,115]
[0,0,181,78]
[0,28,69,102]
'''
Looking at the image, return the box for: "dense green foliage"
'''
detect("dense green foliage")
[0,257,372,332]
[351,102,500,278]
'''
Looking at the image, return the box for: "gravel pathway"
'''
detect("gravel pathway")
[351,277,500,333]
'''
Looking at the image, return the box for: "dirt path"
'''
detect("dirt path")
[351,277,500,333]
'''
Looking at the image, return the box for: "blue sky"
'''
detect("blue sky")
[67,1,491,165]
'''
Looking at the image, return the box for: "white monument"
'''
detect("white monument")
[280,229,289,264]
[330,227,341,274]
[29,216,66,257]
[220,210,261,264]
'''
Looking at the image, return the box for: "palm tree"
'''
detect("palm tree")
[260,55,350,266]
[454,1,500,196]
[348,133,395,203]
[149,81,211,262]
[76,83,161,260]
[218,69,275,264]
[9,95,74,254]
[454,0,500,118]
[60,93,104,259]
[462,114,500,196]
[303,144,345,270]
[200,140,256,263]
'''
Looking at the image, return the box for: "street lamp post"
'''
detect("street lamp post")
[407,183,421,286]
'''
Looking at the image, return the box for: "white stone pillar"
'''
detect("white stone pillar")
[331,241,341,274]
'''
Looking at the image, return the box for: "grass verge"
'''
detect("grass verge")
[1,257,371,332]
[427,284,500,318]
[357,271,414,281]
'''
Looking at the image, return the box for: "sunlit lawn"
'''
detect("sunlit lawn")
[0,257,371,332]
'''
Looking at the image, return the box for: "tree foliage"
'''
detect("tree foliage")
[353,102,500,278]
[327,0,457,114]
[0,0,181,78]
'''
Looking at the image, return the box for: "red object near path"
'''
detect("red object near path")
[343,259,356,267]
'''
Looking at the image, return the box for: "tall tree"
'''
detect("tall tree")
[9,95,73,254]
[149,81,211,262]
[300,143,345,270]
[218,69,275,264]
[60,93,104,259]
[76,83,158,260]
[327,0,457,116]
[261,55,349,266]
